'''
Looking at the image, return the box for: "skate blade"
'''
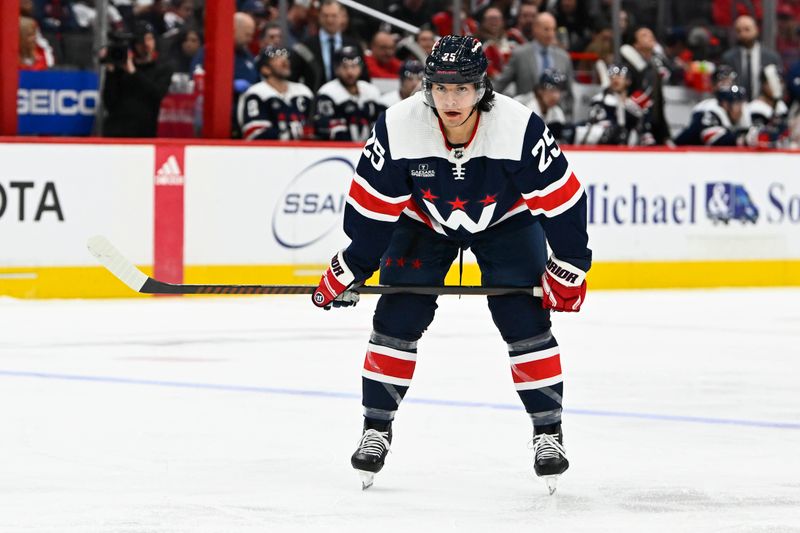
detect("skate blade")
[357,470,375,490]
[543,475,559,495]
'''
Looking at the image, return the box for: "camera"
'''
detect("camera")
[102,32,133,67]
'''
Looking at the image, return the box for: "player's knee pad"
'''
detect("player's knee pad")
[373,293,438,342]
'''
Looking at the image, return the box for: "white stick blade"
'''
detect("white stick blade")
[86,235,148,292]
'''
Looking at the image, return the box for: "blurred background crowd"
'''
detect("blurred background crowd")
[14,0,800,147]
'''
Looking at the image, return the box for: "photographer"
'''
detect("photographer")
[102,22,173,137]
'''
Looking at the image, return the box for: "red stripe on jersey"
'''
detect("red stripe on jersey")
[524,172,581,213]
[702,127,724,144]
[348,180,409,217]
[243,125,265,139]
[511,353,562,383]
[364,350,416,380]
[405,199,434,228]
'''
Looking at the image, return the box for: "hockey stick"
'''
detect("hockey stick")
[87,236,543,298]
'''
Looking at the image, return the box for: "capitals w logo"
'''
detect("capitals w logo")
[423,200,497,233]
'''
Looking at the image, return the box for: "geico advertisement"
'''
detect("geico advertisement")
[185,146,355,264]
[0,143,153,266]
[186,146,800,265]
[569,151,800,261]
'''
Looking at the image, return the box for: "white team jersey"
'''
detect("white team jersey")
[513,93,566,126]
[379,90,403,108]
[743,98,789,128]
[316,79,382,109]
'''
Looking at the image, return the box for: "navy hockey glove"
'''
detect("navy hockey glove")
[312,251,361,310]
[541,256,587,312]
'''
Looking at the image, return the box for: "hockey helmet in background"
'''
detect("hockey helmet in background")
[606,63,629,79]
[399,59,424,81]
[535,69,567,91]
[422,35,489,108]
[256,45,290,70]
[333,46,363,68]
[715,83,747,104]
[713,64,738,87]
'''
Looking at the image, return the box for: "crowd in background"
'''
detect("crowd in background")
[15,0,800,147]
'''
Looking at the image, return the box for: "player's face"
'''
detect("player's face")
[431,83,478,125]
[727,101,744,123]
[610,74,628,93]
[268,55,291,79]
[337,61,362,88]
[540,87,562,109]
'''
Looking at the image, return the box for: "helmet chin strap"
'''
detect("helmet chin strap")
[456,106,478,127]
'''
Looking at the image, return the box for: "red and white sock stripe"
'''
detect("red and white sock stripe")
[362,343,417,387]
[510,346,562,391]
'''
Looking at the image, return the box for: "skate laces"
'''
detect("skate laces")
[531,432,566,461]
[357,429,391,458]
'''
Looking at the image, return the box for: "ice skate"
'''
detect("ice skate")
[532,423,569,495]
[351,423,391,490]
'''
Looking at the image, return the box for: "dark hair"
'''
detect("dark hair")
[477,76,496,112]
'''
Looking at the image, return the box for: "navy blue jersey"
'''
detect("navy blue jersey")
[237,81,313,140]
[341,92,591,281]
[576,89,642,145]
[313,79,384,142]
[674,98,740,146]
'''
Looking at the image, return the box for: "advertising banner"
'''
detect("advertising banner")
[17,71,99,136]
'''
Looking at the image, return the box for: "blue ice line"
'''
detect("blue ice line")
[1,369,798,430]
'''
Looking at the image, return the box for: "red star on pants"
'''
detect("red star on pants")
[448,197,468,211]
[411,259,422,269]
[421,188,438,201]
[396,257,406,267]
[385,257,393,267]
[478,194,497,206]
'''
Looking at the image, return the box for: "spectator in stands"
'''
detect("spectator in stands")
[776,5,800,68]
[261,22,284,49]
[379,59,423,108]
[494,12,573,101]
[478,6,524,78]
[416,28,436,56]
[312,46,382,141]
[431,1,478,37]
[553,0,591,52]
[576,63,644,145]
[578,19,613,78]
[237,46,314,140]
[365,31,403,78]
[134,0,169,36]
[291,0,366,92]
[19,16,52,71]
[284,0,311,49]
[241,0,272,55]
[620,26,669,144]
[508,3,539,43]
[191,12,260,90]
[387,0,433,30]
[514,70,570,141]
[395,26,435,62]
[721,15,781,101]
[102,21,173,137]
[166,27,202,74]
[164,0,196,32]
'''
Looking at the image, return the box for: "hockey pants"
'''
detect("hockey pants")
[360,220,564,428]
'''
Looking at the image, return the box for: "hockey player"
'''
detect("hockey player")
[312,46,383,141]
[311,35,591,493]
[378,60,424,109]
[575,64,645,145]
[745,65,789,133]
[514,70,570,142]
[674,84,752,146]
[237,46,314,140]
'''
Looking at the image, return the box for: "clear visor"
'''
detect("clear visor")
[423,78,486,110]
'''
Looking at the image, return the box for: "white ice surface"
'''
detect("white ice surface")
[1,289,799,532]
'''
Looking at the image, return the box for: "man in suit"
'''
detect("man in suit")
[290,0,366,92]
[494,12,573,106]
[721,15,782,101]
